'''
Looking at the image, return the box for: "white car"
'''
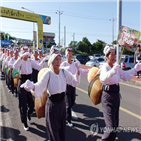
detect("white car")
[86,57,106,67]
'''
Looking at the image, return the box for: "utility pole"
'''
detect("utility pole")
[73,33,75,42]
[117,0,122,63]
[56,9,63,47]
[109,17,116,43]
[64,26,66,48]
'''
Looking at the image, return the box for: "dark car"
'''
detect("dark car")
[75,54,90,64]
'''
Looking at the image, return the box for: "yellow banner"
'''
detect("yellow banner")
[0,6,51,49]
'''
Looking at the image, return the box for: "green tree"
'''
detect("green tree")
[76,37,91,54]
[47,41,52,48]
[0,32,16,41]
[92,40,106,54]
[112,40,117,45]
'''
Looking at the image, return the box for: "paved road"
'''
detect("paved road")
[0,74,141,141]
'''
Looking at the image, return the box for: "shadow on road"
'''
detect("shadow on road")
[117,130,141,141]
[0,105,10,113]
[0,126,27,141]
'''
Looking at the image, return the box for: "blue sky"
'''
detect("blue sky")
[0,0,141,47]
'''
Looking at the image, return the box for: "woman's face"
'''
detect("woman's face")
[52,55,61,69]
[34,51,38,58]
[106,50,116,64]
[67,52,72,60]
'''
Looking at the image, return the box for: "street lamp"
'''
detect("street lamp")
[56,10,63,47]
[21,7,35,47]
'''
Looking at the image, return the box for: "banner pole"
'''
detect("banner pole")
[118,47,124,65]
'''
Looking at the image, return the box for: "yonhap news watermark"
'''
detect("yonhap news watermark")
[90,123,139,137]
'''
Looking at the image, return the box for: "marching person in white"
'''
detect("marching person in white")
[3,49,11,89]
[8,48,19,97]
[0,48,7,76]
[13,46,45,131]
[21,53,80,141]
[60,47,89,127]
[100,45,141,141]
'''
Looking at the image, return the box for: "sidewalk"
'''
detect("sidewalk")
[80,64,141,87]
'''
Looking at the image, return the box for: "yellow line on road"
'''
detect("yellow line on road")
[76,87,141,120]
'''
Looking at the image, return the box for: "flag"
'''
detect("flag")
[117,26,141,52]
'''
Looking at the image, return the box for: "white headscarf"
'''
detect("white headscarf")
[103,45,115,56]
[50,45,60,55]
[65,48,72,57]
[48,53,61,64]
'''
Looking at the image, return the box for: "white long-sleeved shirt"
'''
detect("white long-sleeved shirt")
[60,61,89,76]
[8,57,18,68]
[4,56,11,65]
[100,63,136,85]
[34,68,80,97]
[0,53,6,61]
[13,58,44,75]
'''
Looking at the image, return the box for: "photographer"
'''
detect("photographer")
[134,44,141,78]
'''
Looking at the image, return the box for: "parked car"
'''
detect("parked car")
[75,54,90,64]
[121,55,135,70]
[89,56,94,60]
[86,57,106,67]
[99,55,135,70]
[93,54,101,59]
[62,55,66,61]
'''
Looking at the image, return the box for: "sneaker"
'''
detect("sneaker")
[136,76,139,78]
[23,123,29,131]
[12,93,14,96]
[27,115,33,124]
[68,122,73,127]
[9,89,12,92]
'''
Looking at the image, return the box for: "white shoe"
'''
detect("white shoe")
[12,93,14,96]
[136,76,139,78]
[23,124,29,131]
[68,122,73,127]
[27,116,33,124]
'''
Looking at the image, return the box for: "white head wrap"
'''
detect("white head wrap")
[48,53,61,65]
[50,45,60,55]
[65,48,72,57]
[103,45,115,56]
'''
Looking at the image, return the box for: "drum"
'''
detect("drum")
[87,67,99,83]
[6,67,10,77]
[1,60,3,66]
[4,65,7,74]
[35,68,49,118]
[88,74,102,105]
[12,69,19,87]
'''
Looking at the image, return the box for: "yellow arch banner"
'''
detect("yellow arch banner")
[0,6,51,49]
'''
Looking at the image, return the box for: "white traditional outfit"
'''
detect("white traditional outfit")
[8,49,19,97]
[13,46,44,131]
[21,53,80,141]
[60,48,89,126]
[100,45,141,141]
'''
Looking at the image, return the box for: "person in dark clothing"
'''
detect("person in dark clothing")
[134,44,141,78]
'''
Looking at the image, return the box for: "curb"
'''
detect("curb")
[120,79,141,87]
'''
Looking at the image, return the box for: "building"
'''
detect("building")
[16,38,33,47]
[33,31,56,46]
